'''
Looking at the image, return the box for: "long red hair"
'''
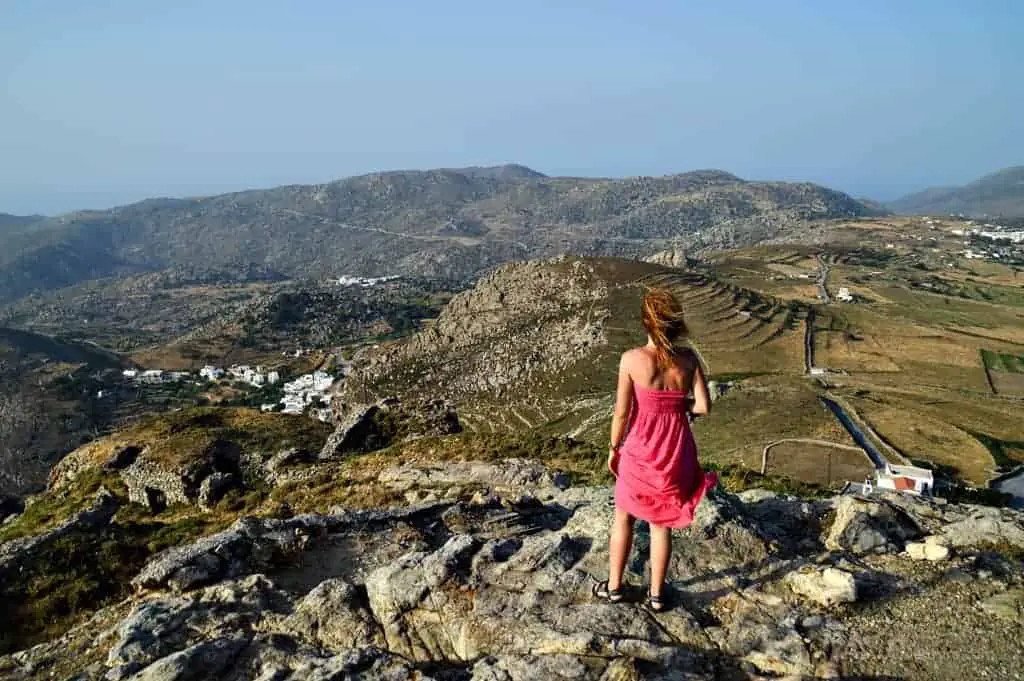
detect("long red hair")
[641,287,688,369]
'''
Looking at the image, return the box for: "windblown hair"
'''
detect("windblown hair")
[641,287,689,369]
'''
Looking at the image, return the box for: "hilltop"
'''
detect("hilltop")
[889,167,1024,217]
[0,165,879,304]
[2,425,1024,679]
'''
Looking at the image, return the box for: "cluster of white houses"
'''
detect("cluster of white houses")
[200,364,281,387]
[263,371,336,420]
[122,368,191,384]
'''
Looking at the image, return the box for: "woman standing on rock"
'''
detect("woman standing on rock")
[595,287,717,612]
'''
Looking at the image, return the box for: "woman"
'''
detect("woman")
[594,287,717,612]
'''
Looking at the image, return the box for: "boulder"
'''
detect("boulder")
[281,578,384,651]
[906,535,953,562]
[786,566,858,607]
[825,495,922,554]
[319,397,460,459]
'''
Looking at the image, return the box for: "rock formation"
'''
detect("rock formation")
[3,459,1023,680]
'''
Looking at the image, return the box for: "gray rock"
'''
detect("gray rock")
[825,495,922,554]
[127,636,248,681]
[281,578,384,651]
[197,473,236,511]
[379,459,570,497]
[318,402,382,459]
[940,507,1024,550]
[470,654,590,680]
[107,575,288,676]
[132,516,328,592]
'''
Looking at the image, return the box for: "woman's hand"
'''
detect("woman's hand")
[607,447,620,478]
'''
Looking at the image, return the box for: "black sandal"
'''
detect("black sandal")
[593,580,624,603]
[646,591,667,612]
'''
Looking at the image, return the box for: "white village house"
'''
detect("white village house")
[845,463,935,498]
[836,287,854,303]
[200,366,225,381]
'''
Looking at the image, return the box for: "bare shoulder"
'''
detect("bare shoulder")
[619,347,650,372]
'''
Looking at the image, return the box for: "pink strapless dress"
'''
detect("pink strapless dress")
[614,385,718,528]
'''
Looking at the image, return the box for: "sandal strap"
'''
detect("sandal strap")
[593,580,623,601]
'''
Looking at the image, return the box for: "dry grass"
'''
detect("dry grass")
[843,394,996,484]
[693,376,856,470]
[992,373,1024,397]
[760,441,874,488]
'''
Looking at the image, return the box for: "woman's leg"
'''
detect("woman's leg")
[649,524,672,598]
[607,509,634,590]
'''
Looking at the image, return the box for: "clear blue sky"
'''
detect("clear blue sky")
[2,0,1022,215]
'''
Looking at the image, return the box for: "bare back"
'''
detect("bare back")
[613,345,711,421]
[626,346,698,391]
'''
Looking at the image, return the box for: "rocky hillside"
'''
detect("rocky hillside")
[0,327,134,496]
[889,166,1024,217]
[340,255,824,457]
[0,165,879,304]
[1,438,1023,680]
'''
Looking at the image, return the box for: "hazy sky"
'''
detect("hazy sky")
[2,0,1022,215]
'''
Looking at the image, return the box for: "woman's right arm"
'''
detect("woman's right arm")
[690,356,711,416]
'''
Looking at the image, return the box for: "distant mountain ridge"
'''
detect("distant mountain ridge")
[0,213,46,231]
[0,164,879,304]
[889,166,1024,217]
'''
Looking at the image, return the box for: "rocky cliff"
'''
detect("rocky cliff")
[2,455,1022,680]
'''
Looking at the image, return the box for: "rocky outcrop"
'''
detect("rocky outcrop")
[4,463,1024,680]
[343,258,612,403]
[320,397,461,459]
[0,488,119,580]
[786,566,858,607]
[825,494,923,554]
[378,458,570,499]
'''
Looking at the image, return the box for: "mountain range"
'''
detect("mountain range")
[889,166,1024,218]
[0,165,877,304]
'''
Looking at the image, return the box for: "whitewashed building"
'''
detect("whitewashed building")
[837,287,854,303]
[875,463,934,496]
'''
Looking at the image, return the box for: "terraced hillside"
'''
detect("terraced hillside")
[342,255,863,485]
[711,216,1024,487]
